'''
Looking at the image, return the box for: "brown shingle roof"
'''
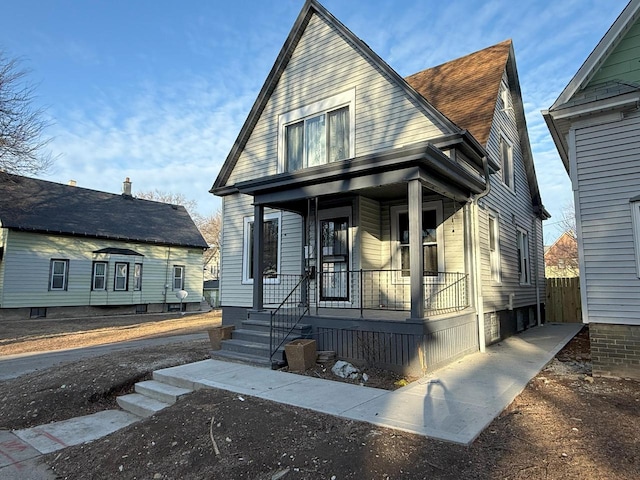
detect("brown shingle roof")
[405,39,512,147]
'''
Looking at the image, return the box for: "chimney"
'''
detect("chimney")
[122,177,132,196]
[68,180,77,187]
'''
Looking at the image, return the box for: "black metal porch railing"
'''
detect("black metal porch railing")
[267,273,310,363]
[264,270,468,318]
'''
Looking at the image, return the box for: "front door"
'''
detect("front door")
[320,217,349,301]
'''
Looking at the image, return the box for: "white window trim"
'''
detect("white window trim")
[49,259,69,291]
[134,263,143,291]
[277,89,356,173]
[92,261,107,291]
[499,81,511,111]
[242,211,282,285]
[173,265,185,291]
[488,212,502,284]
[631,199,640,277]
[517,227,530,285]
[499,133,515,193]
[114,262,129,291]
[390,201,445,284]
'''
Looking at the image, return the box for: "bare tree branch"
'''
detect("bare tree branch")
[0,51,53,175]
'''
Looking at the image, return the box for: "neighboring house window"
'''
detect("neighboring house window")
[114,262,129,291]
[489,214,501,283]
[92,262,107,290]
[391,203,443,279]
[517,228,530,285]
[278,89,355,172]
[500,134,514,190]
[173,265,185,290]
[243,212,281,283]
[134,263,143,291]
[631,198,640,276]
[49,259,69,291]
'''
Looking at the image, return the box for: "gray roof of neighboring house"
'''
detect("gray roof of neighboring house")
[0,173,208,249]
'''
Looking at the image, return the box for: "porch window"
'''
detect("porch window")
[173,265,185,290]
[500,134,514,190]
[92,262,107,290]
[517,228,530,285]
[489,214,501,283]
[114,262,129,291]
[243,212,281,283]
[49,259,69,291]
[134,263,143,291]
[279,90,355,172]
[391,203,443,279]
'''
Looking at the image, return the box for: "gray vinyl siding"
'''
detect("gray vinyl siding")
[226,12,447,185]
[0,230,203,309]
[358,197,382,270]
[574,111,640,325]
[480,75,544,313]
[219,193,303,308]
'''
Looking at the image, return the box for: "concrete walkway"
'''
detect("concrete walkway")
[0,322,582,478]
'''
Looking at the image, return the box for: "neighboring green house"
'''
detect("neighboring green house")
[0,174,208,319]
[543,0,640,379]
[210,0,549,373]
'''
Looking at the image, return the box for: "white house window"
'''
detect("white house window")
[173,265,185,290]
[489,213,501,283]
[500,82,511,111]
[114,262,129,291]
[49,259,69,291]
[517,228,530,285]
[134,263,143,291]
[279,90,355,173]
[631,198,640,276]
[92,262,107,290]
[243,212,281,284]
[391,202,444,280]
[500,134,514,190]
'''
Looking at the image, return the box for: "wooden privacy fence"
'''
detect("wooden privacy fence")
[546,277,582,323]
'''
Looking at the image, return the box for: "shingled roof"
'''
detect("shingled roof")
[0,174,208,249]
[406,40,512,147]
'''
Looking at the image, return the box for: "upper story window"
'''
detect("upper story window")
[500,82,511,111]
[500,134,514,191]
[278,89,355,173]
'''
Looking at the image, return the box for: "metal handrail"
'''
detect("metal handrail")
[269,273,310,362]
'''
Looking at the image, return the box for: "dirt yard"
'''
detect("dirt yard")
[1,315,639,479]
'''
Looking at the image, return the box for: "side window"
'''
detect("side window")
[49,259,69,291]
[92,262,107,290]
[114,262,129,291]
[173,265,185,290]
[243,213,281,284]
[134,263,143,291]
[517,228,530,285]
[631,198,640,277]
[489,214,501,283]
[500,134,514,191]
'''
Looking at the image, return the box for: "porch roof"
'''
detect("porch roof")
[218,142,486,211]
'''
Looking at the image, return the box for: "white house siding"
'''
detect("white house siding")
[0,230,203,309]
[480,80,544,315]
[225,12,448,186]
[219,193,303,308]
[574,111,640,325]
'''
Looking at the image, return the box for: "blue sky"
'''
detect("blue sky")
[1,0,630,243]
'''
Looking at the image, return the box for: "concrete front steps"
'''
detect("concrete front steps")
[116,379,193,418]
[209,315,312,368]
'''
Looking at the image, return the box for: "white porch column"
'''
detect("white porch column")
[252,204,265,311]
[409,179,424,318]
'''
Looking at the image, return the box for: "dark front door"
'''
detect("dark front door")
[320,217,349,301]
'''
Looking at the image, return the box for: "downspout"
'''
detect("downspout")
[532,216,542,326]
[471,156,491,353]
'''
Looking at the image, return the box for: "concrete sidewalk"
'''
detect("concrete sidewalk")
[0,322,581,478]
[154,322,583,445]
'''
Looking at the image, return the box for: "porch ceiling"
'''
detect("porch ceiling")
[233,142,486,212]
